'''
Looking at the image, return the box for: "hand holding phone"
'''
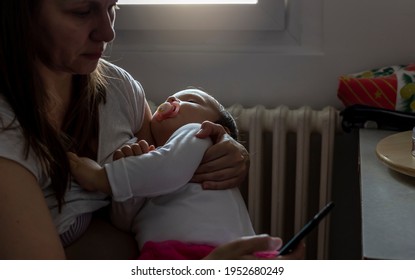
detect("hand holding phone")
[278,201,335,256]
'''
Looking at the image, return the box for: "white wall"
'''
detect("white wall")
[108,0,415,109]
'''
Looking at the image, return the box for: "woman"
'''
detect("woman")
[0,0,303,259]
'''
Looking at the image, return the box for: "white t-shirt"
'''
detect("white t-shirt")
[0,60,146,234]
[106,123,256,249]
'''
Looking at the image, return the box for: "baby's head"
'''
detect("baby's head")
[151,88,238,146]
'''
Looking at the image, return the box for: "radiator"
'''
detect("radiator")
[227,105,340,259]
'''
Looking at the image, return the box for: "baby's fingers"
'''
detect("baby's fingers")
[133,140,155,155]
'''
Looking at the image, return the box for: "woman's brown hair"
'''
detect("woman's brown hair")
[0,0,107,210]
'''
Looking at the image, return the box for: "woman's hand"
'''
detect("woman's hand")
[67,152,111,194]
[192,121,249,190]
[204,235,305,260]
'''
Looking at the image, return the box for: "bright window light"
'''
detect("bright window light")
[118,0,257,4]
[115,0,283,31]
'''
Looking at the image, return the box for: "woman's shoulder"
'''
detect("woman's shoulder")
[0,97,44,182]
[0,96,16,122]
[100,59,145,98]
[100,59,135,82]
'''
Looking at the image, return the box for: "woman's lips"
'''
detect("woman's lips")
[154,101,180,121]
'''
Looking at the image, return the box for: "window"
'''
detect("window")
[116,0,285,31]
[113,0,323,54]
[118,1,257,4]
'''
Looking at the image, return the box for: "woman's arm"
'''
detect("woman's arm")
[0,158,65,259]
[192,121,249,190]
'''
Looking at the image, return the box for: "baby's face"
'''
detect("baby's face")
[150,89,220,146]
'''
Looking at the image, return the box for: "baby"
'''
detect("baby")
[69,88,255,259]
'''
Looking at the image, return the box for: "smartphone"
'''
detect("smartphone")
[278,201,335,255]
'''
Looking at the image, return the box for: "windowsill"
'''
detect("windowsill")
[111,0,324,55]
[112,29,323,55]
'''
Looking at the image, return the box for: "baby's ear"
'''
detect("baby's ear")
[223,126,231,135]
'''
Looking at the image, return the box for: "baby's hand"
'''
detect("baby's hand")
[67,152,111,194]
[113,140,155,160]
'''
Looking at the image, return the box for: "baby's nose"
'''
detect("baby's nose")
[167,96,179,103]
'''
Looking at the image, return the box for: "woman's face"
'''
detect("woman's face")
[35,0,118,74]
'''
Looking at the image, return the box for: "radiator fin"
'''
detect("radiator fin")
[228,105,339,259]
